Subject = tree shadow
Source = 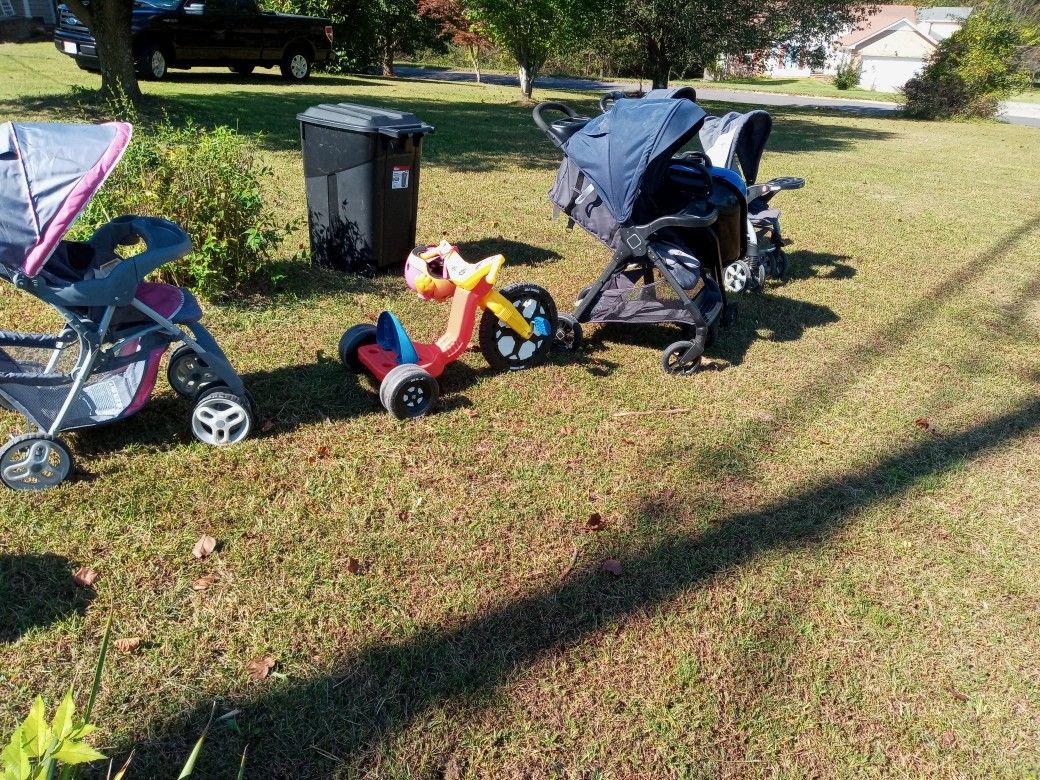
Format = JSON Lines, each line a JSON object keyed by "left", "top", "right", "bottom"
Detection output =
{"left": 104, "top": 394, "right": 1040, "bottom": 777}
{"left": 778, "top": 250, "right": 857, "bottom": 283}
{"left": 0, "top": 554, "right": 94, "bottom": 643}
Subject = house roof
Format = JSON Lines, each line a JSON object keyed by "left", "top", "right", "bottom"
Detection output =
{"left": 846, "top": 17, "right": 939, "bottom": 52}
{"left": 838, "top": 5, "right": 921, "bottom": 47}
{"left": 917, "top": 6, "right": 972, "bottom": 22}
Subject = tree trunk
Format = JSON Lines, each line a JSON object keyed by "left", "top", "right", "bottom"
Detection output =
{"left": 65, "top": 0, "right": 142, "bottom": 104}
{"left": 648, "top": 36, "right": 669, "bottom": 89}
{"left": 468, "top": 44, "right": 481, "bottom": 84}
{"left": 517, "top": 50, "right": 534, "bottom": 99}
{"left": 382, "top": 33, "right": 395, "bottom": 76}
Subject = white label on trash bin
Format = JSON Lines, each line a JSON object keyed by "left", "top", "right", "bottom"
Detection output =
{"left": 392, "top": 166, "right": 410, "bottom": 189}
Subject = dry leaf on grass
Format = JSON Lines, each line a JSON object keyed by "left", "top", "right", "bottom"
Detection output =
{"left": 245, "top": 656, "right": 277, "bottom": 680}
{"left": 114, "top": 637, "right": 142, "bottom": 653}
{"left": 192, "top": 535, "right": 217, "bottom": 559}
{"left": 914, "top": 417, "right": 941, "bottom": 436}
{"left": 192, "top": 574, "right": 219, "bottom": 591}
{"left": 463, "top": 408, "right": 478, "bottom": 418}
{"left": 345, "top": 558, "right": 363, "bottom": 575}
{"left": 586, "top": 513, "right": 606, "bottom": 531}
{"left": 601, "top": 559, "right": 623, "bottom": 576}
{"left": 261, "top": 420, "right": 275, "bottom": 433}
{"left": 73, "top": 567, "right": 98, "bottom": 588}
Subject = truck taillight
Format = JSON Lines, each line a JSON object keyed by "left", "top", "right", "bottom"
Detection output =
{"left": 324, "top": 25, "right": 333, "bottom": 43}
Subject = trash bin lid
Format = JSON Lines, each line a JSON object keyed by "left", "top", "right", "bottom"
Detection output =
{"left": 297, "top": 102, "right": 435, "bottom": 138}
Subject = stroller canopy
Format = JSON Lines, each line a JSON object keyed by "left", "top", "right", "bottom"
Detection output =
{"left": 563, "top": 98, "right": 706, "bottom": 224}
{"left": 0, "top": 121, "right": 131, "bottom": 278}
{"left": 698, "top": 110, "right": 772, "bottom": 185}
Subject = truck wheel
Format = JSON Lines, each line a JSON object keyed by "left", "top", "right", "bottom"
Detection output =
{"left": 280, "top": 48, "right": 312, "bottom": 81}
{"left": 230, "top": 63, "right": 255, "bottom": 75}
{"left": 137, "top": 44, "right": 169, "bottom": 80}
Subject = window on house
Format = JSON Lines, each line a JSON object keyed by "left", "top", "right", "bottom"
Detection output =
{"left": 0, "top": 0, "right": 17, "bottom": 17}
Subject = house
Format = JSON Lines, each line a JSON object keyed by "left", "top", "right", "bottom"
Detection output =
{"left": 0, "top": 0, "right": 57, "bottom": 39}
{"left": 759, "top": 5, "right": 972, "bottom": 93}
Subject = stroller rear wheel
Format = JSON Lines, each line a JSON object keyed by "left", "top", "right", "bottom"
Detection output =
{"left": 190, "top": 386, "right": 255, "bottom": 446}
{"left": 168, "top": 346, "right": 220, "bottom": 399}
{"left": 479, "top": 283, "right": 556, "bottom": 371}
{"left": 0, "top": 434, "right": 74, "bottom": 491}
{"left": 661, "top": 340, "right": 703, "bottom": 376}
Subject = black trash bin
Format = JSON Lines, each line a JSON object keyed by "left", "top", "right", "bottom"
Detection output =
{"left": 297, "top": 103, "right": 435, "bottom": 273}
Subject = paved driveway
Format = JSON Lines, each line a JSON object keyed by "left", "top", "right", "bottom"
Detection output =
{"left": 394, "top": 66, "right": 1038, "bottom": 127}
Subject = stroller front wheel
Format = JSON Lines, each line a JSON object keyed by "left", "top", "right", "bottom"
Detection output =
{"left": 0, "top": 434, "right": 74, "bottom": 491}
{"left": 554, "top": 314, "right": 583, "bottom": 352}
{"left": 661, "top": 340, "right": 703, "bottom": 376}
{"left": 190, "top": 387, "right": 255, "bottom": 446}
{"left": 723, "top": 260, "right": 752, "bottom": 294}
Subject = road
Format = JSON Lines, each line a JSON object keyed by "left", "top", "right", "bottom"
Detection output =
{"left": 394, "top": 66, "right": 1039, "bottom": 127}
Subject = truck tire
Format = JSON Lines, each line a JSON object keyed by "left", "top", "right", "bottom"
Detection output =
{"left": 280, "top": 47, "right": 312, "bottom": 81}
{"left": 137, "top": 43, "right": 169, "bottom": 80}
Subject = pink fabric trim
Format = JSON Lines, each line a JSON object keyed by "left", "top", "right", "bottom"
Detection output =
{"left": 124, "top": 347, "right": 165, "bottom": 417}
{"left": 21, "top": 121, "right": 133, "bottom": 277}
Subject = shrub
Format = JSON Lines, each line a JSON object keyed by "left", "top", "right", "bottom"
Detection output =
{"left": 78, "top": 121, "right": 289, "bottom": 299}
{"left": 833, "top": 56, "right": 861, "bottom": 90}
{"left": 903, "top": 5, "right": 1039, "bottom": 119}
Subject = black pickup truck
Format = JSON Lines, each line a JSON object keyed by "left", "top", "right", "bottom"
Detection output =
{"left": 54, "top": 0, "right": 333, "bottom": 82}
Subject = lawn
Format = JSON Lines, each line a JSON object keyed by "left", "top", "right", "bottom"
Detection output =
{"left": 684, "top": 75, "right": 902, "bottom": 104}
{"left": 2, "top": 41, "right": 1040, "bottom": 779}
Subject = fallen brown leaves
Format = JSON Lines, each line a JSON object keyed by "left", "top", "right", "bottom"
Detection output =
{"left": 245, "top": 656, "right": 277, "bottom": 681}
{"left": 72, "top": 567, "right": 98, "bottom": 588}
{"left": 192, "top": 535, "right": 217, "bottom": 559}
{"left": 114, "top": 637, "right": 143, "bottom": 653}
{"left": 192, "top": 574, "right": 219, "bottom": 591}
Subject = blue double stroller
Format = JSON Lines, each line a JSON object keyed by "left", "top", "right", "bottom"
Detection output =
{"left": 0, "top": 121, "right": 254, "bottom": 491}
{"left": 533, "top": 94, "right": 746, "bottom": 373}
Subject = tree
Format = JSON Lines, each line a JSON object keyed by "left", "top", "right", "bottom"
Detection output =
{"left": 62, "top": 0, "right": 142, "bottom": 103}
{"left": 904, "top": 4, "right": 1040, "bottom": 119}
{"left": 419, "top": 0, "right": 490, "bottom": 81}
{"left": 371, "top": 0, "right": 425, "bottom": 76}
{"left": 605, "top": 0, "right": 874, "bottom": 89}
{"left": 464, "top": 0, "right": 589, "bottom": 98}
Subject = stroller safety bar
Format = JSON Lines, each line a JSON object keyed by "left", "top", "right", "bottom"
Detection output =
{"left": 627, "top": 207, "right": 718, "bottom": 245}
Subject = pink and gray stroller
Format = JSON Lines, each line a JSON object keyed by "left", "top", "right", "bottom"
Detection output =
{"left": 0, "top": 121, "right": 255, "bottom": 491}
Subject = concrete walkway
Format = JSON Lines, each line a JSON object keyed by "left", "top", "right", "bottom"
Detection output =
{"left": 394, "top": 66, "right": 1039, "bottom": 128}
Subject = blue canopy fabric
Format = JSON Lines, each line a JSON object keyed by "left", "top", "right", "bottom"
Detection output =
{"left": 562, "top": 98, "right": 706, "bottom": 224}
{"left": 0, "top": 121, "right": 131, "bottom": 277}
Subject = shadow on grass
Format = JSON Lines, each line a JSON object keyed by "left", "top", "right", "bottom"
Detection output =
{"left": 780, "top": 250, "right": 857, "bottom": 283}
{"left": 96, "top": 211, "right": 1040, "bottom": 777}
{"left": 105, "top": 395, "right": 1040, "bottom": 777}
{"left": 0, "top": 553, "right": 94, "bottom": 643}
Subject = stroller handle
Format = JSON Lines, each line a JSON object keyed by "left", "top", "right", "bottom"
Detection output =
{"left": 532, "top": 101, "right": 583, "bottom": 147}
{"left": 599, "top": 91, "right": 626, "bottom": 113}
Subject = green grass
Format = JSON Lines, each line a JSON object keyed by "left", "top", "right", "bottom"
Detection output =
{"left": 1012, "top": 87, "right": 1040, "bottom": 103}
{"left": 2, "top": 41, "right": 1040, "bottom": 779}
{"left": 683, "top": 75, "right": 903, "bottom": 104}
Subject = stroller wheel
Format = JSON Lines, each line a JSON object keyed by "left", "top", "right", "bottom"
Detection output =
{"left": 480, "top": 283, "right": 557, "bottom": 371}
{"left": 380, "top": 365, "right": 439, "bottom": 420}
{"left": 774, "top": 249, "right": 789, "bottom": 279}
{"left": 661, "top": 340, "right": 703, "bottom": 376}
{"left": 191, "top": 386, "right": 255, "bottom": 446}
{"left": 0, "top": 434, "right": 74, "bottom": 491}
{"left": 339, "top": 324, "right": 378, "bottom": 373}
{"left": 168, "top": 346, "right": 220, "bottom": 399}
{"left": 554, "top": 314, "right": 583, "bottom": 352}
{"left": 723, "top": 261, "right": 752, "bottom": 294}
{"left": 575, "top": 285, "right": 593, "bottom": 308}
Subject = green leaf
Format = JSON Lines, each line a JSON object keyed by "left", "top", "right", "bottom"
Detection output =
{"left": 176, "top": 732, "right": 207, "bottom": 779}
{"left": 23, "top": 699, "right": 49, "bottom": 758}
{"left": 51, "top": 742, "right": 105, "bottom": 766}
{"left": 84, "top": 615, "right": 112, "bottom": 723}
{"left": 51, "top": 691, "right": 75, "bottom": 742}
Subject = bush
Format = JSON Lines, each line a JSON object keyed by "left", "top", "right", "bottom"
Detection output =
{"left": 78, "top": 121, "right": 289, "bottom": 299}
{"left": 904, "top": 5, "right": 1039, "bottom": 119}
{"left": 833, "top": 57, "right": 860, "bottom": 90}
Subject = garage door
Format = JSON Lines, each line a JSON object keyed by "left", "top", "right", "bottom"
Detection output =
{"left": 859, "top": 56, "right": 926, "bottom": 92}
